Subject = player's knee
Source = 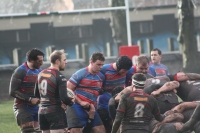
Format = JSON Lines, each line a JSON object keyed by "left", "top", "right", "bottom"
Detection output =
{"left": 21, "top": 126, "right": 40, "bottom": 133}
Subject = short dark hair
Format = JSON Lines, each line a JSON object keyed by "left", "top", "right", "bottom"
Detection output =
{"left": 90, "top": 52, "right": 105, "bottom": 62}
{"left": 112, "top": 86, "right": 124, "bottom": 97}
{"left": 26, "top": 48, "right": 44, "bottom": 61}
{"left": 132, "top": 73, "right": 146, "bottom": 89}
{"left": 49, "top": 49, "right": 66, "bottom": 64}
{"left": 151, "top": 48, "right": 162, "bottom": 55}
{"left": 116, "top": 56, "right": 132, "bottom": 72}
{"left": 136, "top": 55, "right": 150, "bottom": 66}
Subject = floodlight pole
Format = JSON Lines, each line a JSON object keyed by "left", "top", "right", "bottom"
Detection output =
{"left": 125, "top": 0, "right": 132, "bottom": 46}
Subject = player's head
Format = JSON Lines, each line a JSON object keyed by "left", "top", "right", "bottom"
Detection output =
{"left": 132, "top": 73, "right": 146, "bottom": 89}
{"left": 151, "top": 48, "right": 162, "bottom": 64}
{"left": 112, "top": 86, "right": 124, "bottom": 97}
{"left": 136, "top": 55, "right": 150, "bottom": 74}
{"left": 26, "top": 48, "right": 44, "bottom": 69}
{"left": 49, "top": 49, "right": 67, "bottom": 71}
{"left": 116, "top": 55, "right": 132, "bottom": 75}
{"left": 90, "top": 52, "right": 105, "bottom": 74}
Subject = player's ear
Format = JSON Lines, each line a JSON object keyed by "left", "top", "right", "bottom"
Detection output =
{"left": 55, "top": 59, "right": 60, "bottom": 64}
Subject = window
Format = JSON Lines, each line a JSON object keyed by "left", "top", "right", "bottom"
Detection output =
{"left": 0, "top": 30, "right": 16, "bottom": 43}
{"left": 80, "top": 25, "right": 92, "bottom": 38}
{"left": 16, "top": 30, "right": 30, "bottom": 42}
{"left": 55, "top": 25, "right": 92, "bottom": 40}
{"left": 140, "top": 21, "right": 153, "bottom": 33}
{"left": 55, "top": 26, "right": 80, "bottom": 40}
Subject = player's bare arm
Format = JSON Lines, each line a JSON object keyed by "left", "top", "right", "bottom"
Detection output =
{"left": 152, "top": 113, "right": 184, "bottom": 133}
{"left": 177, "top": 72, "right": 200, "bottom": 81}
{"left": 151, "top": 81, "right": 179, "bottom": 96}
{"left": 178, "top": 104, "right": 200, "bottom": 132}
{"left": 171, "top": 101, "right": 200, "bottom": 113}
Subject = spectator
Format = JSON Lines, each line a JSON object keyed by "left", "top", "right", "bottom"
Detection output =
{"left": 149, "top": 48, "right": 169, "bottom": 77}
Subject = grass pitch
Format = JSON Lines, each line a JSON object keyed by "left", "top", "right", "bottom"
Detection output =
{"left": 0, "top": 100, "right": 19, "bottom": 133}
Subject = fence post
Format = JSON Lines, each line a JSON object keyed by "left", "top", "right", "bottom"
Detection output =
{"left": 46, "top": 45, "right": 55, "bottom": 61}
{"left": 137, "top": 40, "right": 144, "bottom": 54}
{"left": 82, "top": 43, "right": 89, "bottom": 63}
{"left": 197, "top": 35, "right": 200, "bottom": 51}
{"left": 75, "top": 44, "right": 81, "bottom": 59}
{"left": 13, "top": 48, "right": 22, "bottom": 66}
{"left": 146, "top": 39, "right": 153, "bottom": 56}
{"left": 168, "top": 38, "right": 174, "bottom": 51}
{"left": 106, "top": 42, "right": 113, "bottom": 57}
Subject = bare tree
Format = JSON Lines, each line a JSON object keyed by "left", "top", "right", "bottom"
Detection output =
{"left": 177, "top": 0, "right": 200, "bottom": 73}
{"left": 110, "top": 0, "right": 128, "bottom": 47}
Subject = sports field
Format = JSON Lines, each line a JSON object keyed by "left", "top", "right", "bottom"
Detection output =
{"left": 0, "top": 100, "right": 19, "bottom": 133}
{"left": 0, "top": 100, "right": 194, "bottom": 133}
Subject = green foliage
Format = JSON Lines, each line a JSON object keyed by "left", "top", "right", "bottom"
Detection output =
{"left": 0, "top": 100, "right": 20, "bottom": 133}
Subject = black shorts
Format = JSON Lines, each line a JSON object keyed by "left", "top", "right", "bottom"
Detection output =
{"left": 39, "top": 109, "right": 67, "bottom": 130}
{"left": 14, "top": 105, "right": 39, "bottom": 126}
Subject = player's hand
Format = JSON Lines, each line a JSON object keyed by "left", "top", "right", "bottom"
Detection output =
{"left": 80, "top": 101, "right": 90, "bottom": 108}
{"left": 151, "top": 90, "right": 160, "bottom": 96}
{"left": 164, "top": 110, "right": 174, "bottom": 116}
{"left": 85, "top": 104, "right": 95, "bottom": 119}
{"left": 174, "top": 122, "right": 183, "bottom": 131}
{"left": 152, "top": 123, "right": 160, "bottom": 133}
{"left": 31, "top": 98, "right": 40, "bottom": 105}
{"left": 71, "top": 97, "right": 75, "bottom": 103}
{"left": 61, "top": 101, "right": 67, "bottom": 110}
{"left": 173, "top": 89, "right": 177, "bottom": 93}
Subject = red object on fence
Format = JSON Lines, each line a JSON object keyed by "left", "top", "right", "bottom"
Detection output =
{"left": 119, "top": 45, "right": 140, "bottom": 59}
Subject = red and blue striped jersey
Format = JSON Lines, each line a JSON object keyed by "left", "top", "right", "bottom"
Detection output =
{"left": 69, "top": 67, "right": 105, "bottom": 104}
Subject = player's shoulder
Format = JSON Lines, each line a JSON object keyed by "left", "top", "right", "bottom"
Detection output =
{"left": 124, "top": 86, "right": 133, "bottom": 93}
{"left": 13, "top": 63, "right": 27, "bottom": 74}
{"left": 147, "top": 94, "right": 157, "bottom": 101}
{"left": 149, "top": 63, "right": 155, "bottom": 67}
{"left": 127, "top": 65, "right": 135, "bottom": 73}
{"left": 70, "top": 67, "right": 89, "bottom": 81}
{"left": 76, "top": 67, "right": 87, "bottom": 73}
{"left": 102, "top": 63, "right": 112, "bottom": 68}
{"left": 73, "top": 67, "right": 88, "bottom": 76}
{"left": 121, "top": 91, "right": 132, "bottom": 99}
{"left": 18, "top": 63, "right": 27, "bottom": 70}
{"left": 160, "top": 63, "right": 168, "bottom": 68}
{"left": 101, "top": 63, "right": 113, "bottom": 72}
